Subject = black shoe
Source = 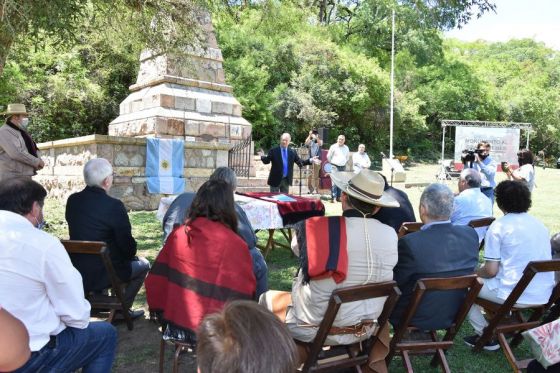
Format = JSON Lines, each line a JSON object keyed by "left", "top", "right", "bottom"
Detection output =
{"left": 330, "top": 198, "right": 335, "bottom": 203}
{"left": 116, "top": 309, "right": 145, "bottom": 321}
{"left": 336, "top": 197, "right": 341, "bottom": 202}
{"left": 463, "top": 334, "right": 500, "bottom": 351}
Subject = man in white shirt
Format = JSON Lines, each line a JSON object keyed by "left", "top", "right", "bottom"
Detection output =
{"left": 326, "top": 134, "right": 349, "bottom": 202}
{"left": 450, "top": 168, "right": 493, "bottom": 242}
{"left": 464, "top": 180, "right": 555, "bottom": 351}
{"left": 352, "top": 144, "right": 371, "bottom": 174}
{"left": 0, "top": 178, "right": 117, "bottom": 372}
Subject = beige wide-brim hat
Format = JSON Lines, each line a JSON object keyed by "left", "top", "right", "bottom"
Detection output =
{"left": 1, "top": 104, "right": 28, "bottom": 116}
{"left": 330, "top": 169, "right": 400, "bottom": 208}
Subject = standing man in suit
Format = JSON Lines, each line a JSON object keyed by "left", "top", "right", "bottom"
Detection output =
{"left": 260, "top": 133, "right": 316, "bottom": 193}
{"left": 65, "top": 158, "right": 149, "bottom": 319}
{"left": 390, "top": 183, "right": 479, "bottom": 331}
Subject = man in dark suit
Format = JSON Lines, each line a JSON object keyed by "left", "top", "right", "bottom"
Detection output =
{"left": 374, "top": 173, "right": 416, "bottom": 233}
{"left": 390, "top": 183, "right": 479, "bottom": 331}
{"left": 66, "top": 158, "right": 149, "bottom": 318}
{"left": 260, "top": 133, "right": 316, "bottom": 193}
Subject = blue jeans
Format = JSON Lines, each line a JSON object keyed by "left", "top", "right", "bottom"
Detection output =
{"left": 250, "top": 247, "right": 269, "bottom": 299}
{"left": 15, "top": 322, "right": 117, "bottom": 373}
{"left": 125, "top": 257, "right": 151, "bottom": 306}
{"left": 331, "top": 165, "right": 346, "bottom": 199}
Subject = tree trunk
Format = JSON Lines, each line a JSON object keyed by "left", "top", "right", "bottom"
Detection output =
{"left": 0, "top": 31, "right": 14, "bottom": 76}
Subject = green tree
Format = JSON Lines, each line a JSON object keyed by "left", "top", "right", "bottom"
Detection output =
{"left": 0, "top": 0, "right": 203, "bottom": 75}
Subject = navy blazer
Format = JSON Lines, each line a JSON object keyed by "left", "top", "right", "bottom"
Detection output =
{"left": 65, "top": 186, "right": 137, "bottom": 292}
{"left": 261, "top": 146, "right": 310, "bottom": 187}
{"left": 390, "top": 222, "right": 479, "bottom": 330}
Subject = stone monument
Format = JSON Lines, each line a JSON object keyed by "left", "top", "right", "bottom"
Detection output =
{"left": 36, "top": 12, "right": 254, "bottom": 210}
{"left": 108, "top": 12, "right": 251, "bottom": 144}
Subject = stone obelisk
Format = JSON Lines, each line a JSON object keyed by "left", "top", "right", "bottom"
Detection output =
{"left": 108, "top": 12, "right": 251, "bottom": 143}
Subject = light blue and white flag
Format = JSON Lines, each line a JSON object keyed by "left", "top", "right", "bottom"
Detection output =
{"left": 146, "top": 138, "right": 185, "bottom": 194}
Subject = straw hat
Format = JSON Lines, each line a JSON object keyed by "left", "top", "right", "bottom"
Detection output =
{"left": 330, "top": 169, "right": 399, "bottom": 208}
{"left": 1, "top": 104, "right": 29, "bottom": 116}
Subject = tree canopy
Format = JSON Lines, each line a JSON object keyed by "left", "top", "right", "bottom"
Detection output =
{"left": 2, "top": 0, "right": 560, "bottom": 160}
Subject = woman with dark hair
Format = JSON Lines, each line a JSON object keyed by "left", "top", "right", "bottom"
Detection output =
{"left": 145, "top": 180, "right": 256, "bottom": 345}
{"left": 504, "top": 148, "right": 535, "bottom": 192}
{"left": 465, "top": 180, "right": 554, "bottom": 350}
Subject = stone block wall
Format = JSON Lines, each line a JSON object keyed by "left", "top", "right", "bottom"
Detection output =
{"left": 35, "top": 134, "right": 230, "bottom": 210}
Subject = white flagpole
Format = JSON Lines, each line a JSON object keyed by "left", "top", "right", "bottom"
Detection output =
{"left": 389, "top": 9, "right": 395, "bottom": 159}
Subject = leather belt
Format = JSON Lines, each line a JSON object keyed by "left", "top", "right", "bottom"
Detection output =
{"left": 328, "top": 320, "right": 375, "bottom": 336}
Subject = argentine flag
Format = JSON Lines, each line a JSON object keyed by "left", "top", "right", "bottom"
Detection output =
{"left": 146, "top": 138, "right": 185, "bottom": 194}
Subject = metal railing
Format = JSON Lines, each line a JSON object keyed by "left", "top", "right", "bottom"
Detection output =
{"left": 228, "top": 134, "right": 252, "bottom": 178}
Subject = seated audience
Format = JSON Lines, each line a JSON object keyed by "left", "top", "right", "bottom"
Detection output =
{"left": 260, "top": 169, "right": 400, "bottom": 347}
{"left": 0, "top": 178, "right": 117, "bottom": 372}
{"left": 390, "top": 183, "right": 479, "bottom": 330}
{"left": 374, "top": 173, "right": 416, "bottom": 233}
{"left": 162, "top": 167, "right": 268, "bottom": 298}
{"left": 65, "top": 158, "right": 149, "bottom": 319}
{"left": 145, "top": 180, "right": 256, "bottom": 345}
{"left": 552, "top": 232, "right": 560, "bottom": 283}
{"left": 197, "top": 300, "right": 298, "bottom": 373}
{"left": 0, "top": 307, "right": 30, "bottom": 372}
{"left": 450, "top": 168, "right": 493, "bottom": 242}
{"left": 505, "top": 148, "right": 535, "bottom": 192}
{"left": 465, "top": 180, "right": 555, "bottom": 350}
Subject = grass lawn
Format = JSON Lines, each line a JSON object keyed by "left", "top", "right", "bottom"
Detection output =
{"left": 43, "top": 163, "right": 560, "bottom": 372}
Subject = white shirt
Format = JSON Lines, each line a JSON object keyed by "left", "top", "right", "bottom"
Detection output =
{"left": 327, "top": 144, "right": 350, "bottom": 167}
{"left": 352, "top": 152, "right": 371, "bottom": 174}
{"left": 287, "top": 217, "right": 398, "bottom": 345}
{"left": 0, "top": 211, "right": 90, "bottom": 351}
{"left": 450, "top": 188, "right": 493, "bottom": 242}
{"left": 514, "top": 164, "right": 535, "bottom": 192}
{"left": 483, "top": 212, "right": 554, "bottom": 304}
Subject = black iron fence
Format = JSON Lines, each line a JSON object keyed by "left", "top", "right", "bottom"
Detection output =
{"left": 228, "top": 134, "right": 252, "bottom": 178}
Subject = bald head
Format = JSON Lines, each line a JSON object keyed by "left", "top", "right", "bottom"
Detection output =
{"left": 459, "top": 168, "right": 481, "bottom": 192}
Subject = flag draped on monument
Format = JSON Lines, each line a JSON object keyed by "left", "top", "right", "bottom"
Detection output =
{"left": 146, "top": 138, "right": 185, "bottom": 194}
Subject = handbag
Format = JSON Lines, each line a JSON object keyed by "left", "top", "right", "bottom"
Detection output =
{"left": 522, "top": 319, "right": 560, "bottom": 368}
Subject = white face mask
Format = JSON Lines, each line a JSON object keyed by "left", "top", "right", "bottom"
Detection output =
{"left": 21, "top": 118, "right": 29, "bottom": 128}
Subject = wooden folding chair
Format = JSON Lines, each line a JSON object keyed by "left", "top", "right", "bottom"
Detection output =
{"left": 61, "top": 240, "right": 134, "bottom": 331}
{"left": 397, "top": 222, "right": 424, "bottom": 238}
{"left": 387, "top": 275, "right": 482, "bottom": 373}
{"left": 467, "top": 217, "right": 495, "bottom": 251}
{"left": 297, "top": 281, "right": 401, "bottom": 373}
{"left": 159, "top": 337, "right": 193, "bottom": 373}
{"left": 472, "top": 260, "right": 560, "bottom": 372}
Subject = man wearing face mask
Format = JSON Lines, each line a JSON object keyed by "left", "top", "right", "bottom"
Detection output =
{"left": 472, "top": 141, "right": 497, "bottom": 204}
{"left": 0, "top": 104, "right": 44, "bottom": 182}
{"left": 0, "top": 178, "right": 117, "bottom": 372}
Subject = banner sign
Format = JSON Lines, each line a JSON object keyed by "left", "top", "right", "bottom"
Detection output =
{"left": 454, "top": 126, "right": 520, "bottom": 165}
